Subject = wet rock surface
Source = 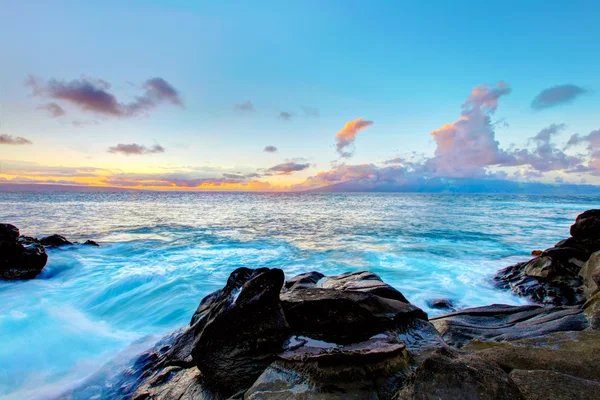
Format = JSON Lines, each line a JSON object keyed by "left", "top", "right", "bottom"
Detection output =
{"left": 1, "top": 224, "right": 102, "bottom": 280}
{"left": 494, "top": 209, "right": 600, "bottom": 305}
{"left": 394, "top": 347, "right": 523, "bottom": 400}
{"left": 0, "top": 223, "right": 48, "bottom": 280}
{"left": 430, "top": 304, "right": 589, "bottom": 347}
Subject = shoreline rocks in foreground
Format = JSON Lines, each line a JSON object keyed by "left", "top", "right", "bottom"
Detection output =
{"left": 0, "top": 223, "right": 98, "bottom": 280}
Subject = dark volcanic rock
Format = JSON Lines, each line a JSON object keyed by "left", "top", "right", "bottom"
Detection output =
{"left": 494, "top": 209, "right": 600, "bottom": 306}
{"left": 430, "top": 304, "right": 589, "bottom": 347}
{"left": 509, "top": 369, "right": 600, "bottom": 400}
{"left": 17, "top": 235, "right": 40, "bottom": 245}
{"left": 191, "top": 267, "right": 290, "bottom": 396}
{"left": 394, "top": 347, "right": 523, "bottom": 400}
{"left": 320, "top": 271, "right": 410, "bottom": 303}
{"left": 40, "top": 234, "right": 73, "bottom": 247}
{"left": 428, "top": 298, "right": 454, "bottom": 310}
{"left": 246, "top": 334, "right": 412, "bottom": 399}
{"left": 281, "top": 273, "right": 427, "bottom": 344}
{"left": 83, "top": 240, "right": 100, "bottom": 246}
{"left": 494, "top": 256, "right": 586, "bottom": 305}
{"left": 570, "top": 209, "right": 600, "bottom": 240}
{"left": 0, "top": 223, "right": 20, "bottom": 241}
{"left": 0, "top": 224, "right": 48, "bottom": 280}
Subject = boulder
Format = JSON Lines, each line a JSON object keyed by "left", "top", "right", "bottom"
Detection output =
{"left": 281, "top": 287, "right": 427, "bottom": 344}
{"left": 428, "top": 298, "right": 454, "bottom": 310}
{"left": 280, "top": 271, "right": 427, "bottom": 345}
{"left": 0, "top": 223, "right": 20, "bottom": 241}
{"left": 0, "top": 224, "right": 48, "bottom": 280}
{"left": 320, "top": 271, "right": 410, "bottom": 303}
{"left": 463, "top": 331, "right": 600, "bottom": 383}
{"left": 394, "top": 347, "right": 523, "bottom": 400}
{"left": 190, "top": 268, "right": 290, "bottom": 396}
{"left": 494, "top": 256, "right": 585, "bottom": 305}
{"left": 84, "top": 240, "right": 100, "bottom": 247}
{"left": 579, "top": 250, "right": 600, "bottom": 299}
{"left": 245, "top": 334, "right": 412, "bottom": 399}
{"left": 570, "top": 209, "right": 600, "bottom": 240}
{"left": 509, "top": 369, "right": 600, "bottom": 400}
{"left": 17, "top": 235, "right": 40, "bottom": 245}
{"left": 40, "top": 234, "right": 73, "bottom": 247}
{"left": 430, "top": 304, "right": 588, "bottom": 347}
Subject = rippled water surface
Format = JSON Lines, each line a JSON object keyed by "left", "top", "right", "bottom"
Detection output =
{"left": 0, "top": 192, "right": 598, "bottom": 399}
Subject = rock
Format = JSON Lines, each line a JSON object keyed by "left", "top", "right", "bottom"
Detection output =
{"left": 281, "top": 286, "right": 427, "bottom": 345}
{"left": 191, "top": 267, "right": 290, "bottom": 396}
{"left": 463, "top": 330, "right": 600, "bottom": 383}
{"left": 83, "top": 240, "right": 100, "bottom": 246}
{"left": 17, "top": 235, "right": 40, "bottom": 245}
{"left": 570, "top": 209, "right": 600, "bottom": 240}
{"left": 494, "top": 210, "right": 600, "bottom": 306}
{"left": 579, "top": 250, "right": 600, "bottom": 299}
{"left": 428, "top": 298, "right": 454, "bottom": 310}
{"left": 40, "top": 234, "right": 73, "bottom": 247}
{"left": 554, "top": 236, "right": 600, "bottom": 259}
{"left": 245, "top": 334, "right": 412, "bottom": 399}
{"left": 320, "top": 271, "right": 410, "bottom": 303}
{"left": 132, "top": 367, "right": 216, "bottom": 400}
{"left": 394, "top": 347, "right": 523, "bottom": 400}
{"left": 0, "top": 223, "right": 20, "bottom": 241}
{"left": 583, "top": 292, "right": 600, "bottom": 330}
{"left": 430, "top": 304, "right": 588, "bottom": 347}
{"left": 283, "top": 271, "right": 324, "bottom": 290}
{"left": 494, "top": 256, "right": 585, "bottom": 305}
{"left": 0, "top": 224, "right": 48, "bottom": 280}
{"left": 509, "top": 369, "right": 600, "bottom": 400}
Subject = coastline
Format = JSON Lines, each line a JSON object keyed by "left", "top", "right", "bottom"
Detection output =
{"left": 28, "top": 209, "right": 596, "bottom": 399}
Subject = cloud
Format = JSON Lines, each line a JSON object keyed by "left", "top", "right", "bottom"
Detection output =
{"left": 0, "top": 134, "right": 32, "bottom": 145}
{"left": 37, "top": 102, "right": 66, "bottom": 117}
{"left": 566, "top": 129, "right": 600, "bottom": 150}
{"left": 424, "top": 82, "right": 515, "bottom": 177}
{"left": 265, "top": 161, "right": 310, "bottom": 175}
{"left": 233, "top": 101, "right": 255, "bottom": 112}
{"left": 531, "top": 84, "right": 588, "bottom": 110}
{"left": 108, "top": 143, "right": 166, "bottom": 155}
{"left": 302, "top": 107, "right": 320, "bottom": 117}
{"left": 26, "top": 75, "right": 182, "bottom": 118}
{"left": 335, "top": 118, "right": 374, "bottom": 157}
{"left": 263, "top": 145, "right": 278, "bottom": 153}
{"left": 565, "top": 128, "right": 600, "bottom": 174}
{"left": 296, "top": 82, "right": 599, "bottom": 191}
{"left": 279, "top": 111, "right": 293, "bottom": 120}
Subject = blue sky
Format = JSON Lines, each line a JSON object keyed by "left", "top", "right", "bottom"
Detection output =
{"left": 0, "top": 0, "right": 598, "bottom": 190}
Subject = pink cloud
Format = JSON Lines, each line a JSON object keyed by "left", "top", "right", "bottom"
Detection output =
{"left": 335, "top": 118, "right": 374, "bottom": 157}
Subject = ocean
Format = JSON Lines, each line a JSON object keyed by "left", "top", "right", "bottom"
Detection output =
{"left": 0, "top": 191, "right": 598, "bottom": 399}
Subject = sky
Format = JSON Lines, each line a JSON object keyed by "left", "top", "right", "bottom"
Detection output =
{"left": 0, "top": 0, "right": 599, "bottom": 191}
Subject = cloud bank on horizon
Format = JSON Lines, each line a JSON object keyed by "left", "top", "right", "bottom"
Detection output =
{"left": 2, "top": 76, "right": 599, "bottom": 191}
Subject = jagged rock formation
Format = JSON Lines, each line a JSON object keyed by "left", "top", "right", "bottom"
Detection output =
{"left": 494, "top": 209, "right": 600, "bottom": 305}
{"left": 0, "top": 224, "right": 99, "bottom": 280}
{"left": 0, "top": 223, "right": 48, "bottom": 280}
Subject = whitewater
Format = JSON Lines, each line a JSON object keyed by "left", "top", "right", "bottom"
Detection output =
{"left": 1, "top": 191, "right": 598, "bottom": 399}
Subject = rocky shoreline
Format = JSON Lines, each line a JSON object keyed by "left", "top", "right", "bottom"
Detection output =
{"left": 0, "top": 223, "right": 98, "bottom": 280}
{"left": 3, "top": 211, "right": 600, "bottom": 399}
